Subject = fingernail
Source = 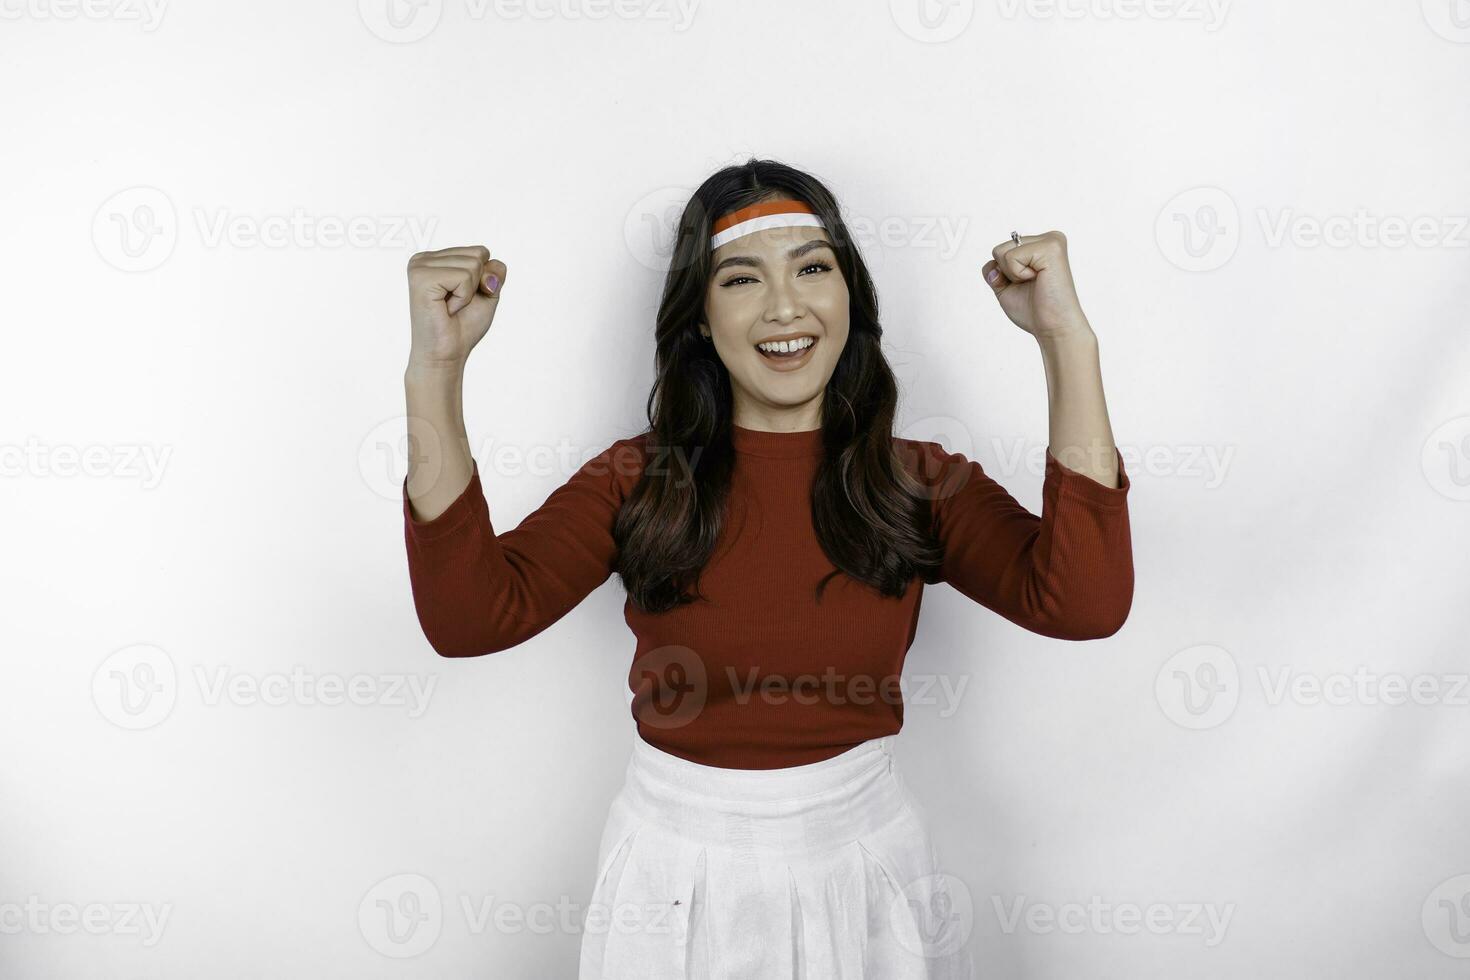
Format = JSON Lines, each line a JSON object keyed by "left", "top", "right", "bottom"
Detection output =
{"left": 484, "top": 274, "right": 500, "bottom": 293}
{"left": 984, "top": 268, "right": 1001, "bottom": 286}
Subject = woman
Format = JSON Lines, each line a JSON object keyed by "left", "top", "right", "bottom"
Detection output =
{"left": 400, "top": 158, "right": 1133, "bottom": 978}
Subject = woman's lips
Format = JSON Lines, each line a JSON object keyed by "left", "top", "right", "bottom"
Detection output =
{"left": 755, "top": 337, "right": 817, "bottom": 372}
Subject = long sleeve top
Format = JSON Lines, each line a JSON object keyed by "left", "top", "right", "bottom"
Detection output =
{"left": 402, "top": 424, "right": 1133, "bottom": 769}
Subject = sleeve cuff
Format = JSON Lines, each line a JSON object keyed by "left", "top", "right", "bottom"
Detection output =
{"left": 1045, "top": 447, "right": 1130, "bottom": 508}
{"left": 403, "top": 462, "right": 485, "bottom": 542}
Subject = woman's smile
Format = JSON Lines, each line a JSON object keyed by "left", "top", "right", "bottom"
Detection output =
{"left": 753, "top": 333, "right": 819, "bottom": 371}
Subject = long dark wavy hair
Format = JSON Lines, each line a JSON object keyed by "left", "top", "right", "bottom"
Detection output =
{"left": 612, "top": 158, "right": 945, "bottom": 613}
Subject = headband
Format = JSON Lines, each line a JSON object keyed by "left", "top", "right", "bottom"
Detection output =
{"left": 709, "top": 199, "right": 826, "bottom": 251}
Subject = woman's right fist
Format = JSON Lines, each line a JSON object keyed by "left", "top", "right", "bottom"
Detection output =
{"left": 406, "top": 245, "right": 507, "bottom": 367}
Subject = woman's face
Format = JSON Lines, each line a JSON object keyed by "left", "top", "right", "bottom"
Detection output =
{"left": 701, "top": 223, "right": 850, "bottom": 429}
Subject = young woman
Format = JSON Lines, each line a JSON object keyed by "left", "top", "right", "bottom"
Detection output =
{"left": 400, "top": 159, "right": 1133, "bottom": 978}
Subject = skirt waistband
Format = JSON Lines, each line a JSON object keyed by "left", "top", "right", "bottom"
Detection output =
{"left": 630, "top": 734, "right": 897, "bottom": 799}
{"left": 621, "top": 735, "right": 910, "bottom": 858}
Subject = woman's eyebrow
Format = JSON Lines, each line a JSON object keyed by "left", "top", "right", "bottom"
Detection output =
{"left": 712, "top": 239, "right": 834, "bottom": 274}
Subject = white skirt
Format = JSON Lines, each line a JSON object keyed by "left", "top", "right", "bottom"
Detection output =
{"left": 577, "top": 733, "right": 975, "bottom": 979}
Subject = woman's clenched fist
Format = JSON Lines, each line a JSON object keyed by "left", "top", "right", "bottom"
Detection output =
{"left": 981, "top": 231, "right": 1092, "bottom": 343}
{"left": 406, "top": 245, "right": 507, "bottom": 367}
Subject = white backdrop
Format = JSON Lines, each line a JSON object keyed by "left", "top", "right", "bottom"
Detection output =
{"left": 4, "top": 1, "right": 1469, "bottom": 976}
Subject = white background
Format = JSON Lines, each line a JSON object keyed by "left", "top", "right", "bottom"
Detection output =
{"left": 3, "top": 0, "right": 1469, "bottom": 976}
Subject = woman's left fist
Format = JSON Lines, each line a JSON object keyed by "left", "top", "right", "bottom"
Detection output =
{"left": 982, "top": 230, "right": 1092, "bottom": 342}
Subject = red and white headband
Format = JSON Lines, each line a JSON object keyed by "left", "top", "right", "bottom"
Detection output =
{"left": 709, "top": 199, "right": 826, "bottom": 251}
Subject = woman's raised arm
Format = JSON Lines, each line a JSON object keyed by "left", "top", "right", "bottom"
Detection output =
{"left": 398, "top": 244, "right": 644, "bottom": 657}
{"left": 403, "top": 244, "right": 506, "bottom": 522}
{"left": 926, "top": 228, "right": 1135, "bottom": 638}
{"left": 917, "top": 440, "right": 1133, "bottom": 640}
{"left": 402, "top": 439, "right": 645, "bottom": 657}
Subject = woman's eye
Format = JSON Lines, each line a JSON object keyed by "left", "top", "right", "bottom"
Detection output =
{"left": 719, "top": 261, "right": 832, "bottom": 288}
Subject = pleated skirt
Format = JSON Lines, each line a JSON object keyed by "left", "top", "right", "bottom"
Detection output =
{"left": 577, "top": 733, "right": 975, "bottom": 979}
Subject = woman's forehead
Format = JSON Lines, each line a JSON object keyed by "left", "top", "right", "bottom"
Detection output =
{"left": 712, "top": 226, "right": 833, "bottom": 263}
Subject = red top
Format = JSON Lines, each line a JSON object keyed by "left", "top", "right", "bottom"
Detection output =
{"left": 402, "top": 424, "right": 1133, "bottom": 769}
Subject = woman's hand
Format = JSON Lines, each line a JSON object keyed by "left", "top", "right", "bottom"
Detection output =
{"left": 407, "top": 245, "right": 508, "bottom": 368}
{"left": 981, "top": 231, "right": 1092, "bottom": 343}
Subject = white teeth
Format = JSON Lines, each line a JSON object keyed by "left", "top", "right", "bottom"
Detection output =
{"left": 757, "top": 337, "right": 815, "bottom": 354}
